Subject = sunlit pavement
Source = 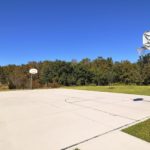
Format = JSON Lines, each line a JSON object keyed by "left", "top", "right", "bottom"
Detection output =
{"left": 0, "top": 89, "right": 150, "bottom": 150}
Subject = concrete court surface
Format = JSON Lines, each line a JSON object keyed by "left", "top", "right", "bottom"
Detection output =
{"left": 0, "top": 89, "right": 150, "bottom": 150}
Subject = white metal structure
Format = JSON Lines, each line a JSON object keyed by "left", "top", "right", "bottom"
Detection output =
{"left": 137, "top": 31, "right": 150, "bottom": 54}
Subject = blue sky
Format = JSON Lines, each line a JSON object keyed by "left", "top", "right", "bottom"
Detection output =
{"left": 0, "top": 0, "right": 150, "bottom": 65}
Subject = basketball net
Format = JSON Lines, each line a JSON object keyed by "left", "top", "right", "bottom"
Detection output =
{"left": 137, "top": 47, "right": 145, "bottom": 56}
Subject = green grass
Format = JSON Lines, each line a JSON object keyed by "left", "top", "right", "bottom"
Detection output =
{"left": 64, "top": 85, "right": 150, "bottom": 96}
{"left": 122, "top": 119, "right": 150, "bottom": 142}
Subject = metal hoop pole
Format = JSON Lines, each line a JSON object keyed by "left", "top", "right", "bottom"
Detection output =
{"left": 30, "top": 74, "right": 33, "bottom": 89}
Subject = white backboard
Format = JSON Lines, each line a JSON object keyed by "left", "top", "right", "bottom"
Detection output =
{"left": 143, "top": 31, "right": 150, "bottom": 50}
{"left": 29, "top": 68, "right": 38, "bottom": 74}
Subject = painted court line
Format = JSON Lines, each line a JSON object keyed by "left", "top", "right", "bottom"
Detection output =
{"left": 65, "top": 98, "right": 137, "bottom": 121}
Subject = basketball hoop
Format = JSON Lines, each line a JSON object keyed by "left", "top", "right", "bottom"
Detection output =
{"left": 137, "top": 31, "right": 150, "bottom": 55}
{"left": 29, "top": 68, "right": 38, "bottom": 89}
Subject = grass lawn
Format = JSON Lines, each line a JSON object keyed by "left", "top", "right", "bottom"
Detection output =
{"left": 122, "top": 119, "right": 150, "bottom": 142}
{"left": 64, "top": 85, "right": 150, "bottom": 96}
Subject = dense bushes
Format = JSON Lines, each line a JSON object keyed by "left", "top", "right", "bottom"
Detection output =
{"left": 0, "top": 54, "right": 150, "bottom": 89}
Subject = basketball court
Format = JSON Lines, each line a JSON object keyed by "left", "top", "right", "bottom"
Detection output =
{"left": 0, "top": 89, "right": 150, "bottom": 150}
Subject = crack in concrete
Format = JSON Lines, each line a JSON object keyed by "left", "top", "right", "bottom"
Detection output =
{"left": 62, "top": 97, "right": 150, "bottom": 150}
{"left": 60, "top": 121, "right": 136, "bottom": 150}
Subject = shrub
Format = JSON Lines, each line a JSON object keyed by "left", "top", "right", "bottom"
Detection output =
{"left": 49, "top": 82, "right": 61, "bottom": 88}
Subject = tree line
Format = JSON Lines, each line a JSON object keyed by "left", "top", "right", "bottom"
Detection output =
{"left": 0, "top": 54, "right": 150, "bottom": 89}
